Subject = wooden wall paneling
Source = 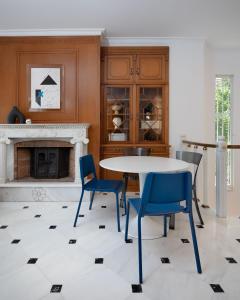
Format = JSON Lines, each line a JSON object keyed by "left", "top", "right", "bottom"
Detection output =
{"left": 77, "top": 40, "right": 101, "bottom": 173}
{"left": 0, "top": 43, "right": 18, "bottom": 122}
{"left": 17, "top": 50, "right": 78, "bottom": 122}
{"left": 0, "top": 36, "right": 101, "bottom": 174}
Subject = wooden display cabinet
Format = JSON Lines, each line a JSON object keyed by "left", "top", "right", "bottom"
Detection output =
{"left": 100, "top": 47, "right": 170, "bottom": 191}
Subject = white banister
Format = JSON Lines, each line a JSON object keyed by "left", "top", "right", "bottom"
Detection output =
{"left": 216, "top": 136, "right": 228, "bottom": 218}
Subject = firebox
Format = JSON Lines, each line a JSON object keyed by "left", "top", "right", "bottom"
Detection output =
{"left": 30, "top": 147, "right": 70, "bottom": 179}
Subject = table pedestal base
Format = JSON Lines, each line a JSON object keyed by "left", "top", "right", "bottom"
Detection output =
{"left": 122, "top": 215, "right": 164, "bottom": 240}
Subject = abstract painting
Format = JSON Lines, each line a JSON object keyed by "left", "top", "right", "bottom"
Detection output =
{"left": 30, "top": 67, "right": 61, "bottom": 109}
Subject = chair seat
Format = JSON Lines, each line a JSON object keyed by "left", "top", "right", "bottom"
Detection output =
{"left": 84, "top": 178, "right": 123, "bottom": 193}
{"left": 128, "top": 198, "right": 186, "bottom": 215}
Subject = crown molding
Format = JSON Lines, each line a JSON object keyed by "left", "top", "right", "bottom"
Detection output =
{"left": 0, "top": 28, "right": 105, "bottom": 37}
{"left": 102, "top": 36, "right": 206, "bottom": 46}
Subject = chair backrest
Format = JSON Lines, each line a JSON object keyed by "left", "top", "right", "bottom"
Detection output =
{"left": 140, "top": 172, "right": 192, "bottom": 216}
{"left": 123, "top": 147, "right": 150, "bottom": 156}
{"left": 176, "top": 151, "right": 202, "bottom": 185}
{"left": 79, "top": 154, "right": 96, "bottom": 186}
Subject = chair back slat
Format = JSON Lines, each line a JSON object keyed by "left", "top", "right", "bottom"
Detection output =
{"left": 176, "top": 151, "right": 202, "bottom": 166}
{"left": 79, "top": 154, "right": 96, "bottom": 185}
{"left": 140, "top": 172, "right": 192, "bottom": 215}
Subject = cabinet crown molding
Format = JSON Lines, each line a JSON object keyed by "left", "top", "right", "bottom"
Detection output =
{"left": 0, "top": 28, "right": 105, "bottom": 37}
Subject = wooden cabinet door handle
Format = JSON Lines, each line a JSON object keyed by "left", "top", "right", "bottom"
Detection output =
{"left": 130, "top": 68, "right": 134, "bottom": 75}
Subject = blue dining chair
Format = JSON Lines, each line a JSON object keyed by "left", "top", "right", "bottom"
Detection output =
{"left": 73, "top": 154, "right": 126, "bottom": 232}
{"left": 125, "top": 171, "right": 202, "bottom": 283}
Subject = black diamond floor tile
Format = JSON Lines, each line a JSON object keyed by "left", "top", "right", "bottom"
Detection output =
{"left": 95, "top": 258, "right": 104, "bottom": 264}
{"left": 11, "top": 239, "right": 21, "bottom": 244}
{"left": 103, "top": 193, "right": 108, "bottom": 195}
{"left": 210, "top": 284, "right": 224, "bottom": 293}
{"left": 125, "top": 239, "right": 133, "bottom": 243}
{"left": 161, "top": 257, "right": 170, "bottom": 264}
{"left": 196, "top": 224, "right": 204, "bottom": 228}
{"left": 236, "top": 239, "right": 240, "bottom": 243}
{"left": 99, "top": 225, "right": 105, "bottom": 229}
{"left": 62, "top": 206, "right": 68, "bottom": 208}
{"left": 132, "top": 284, "right": 142, "bottom": 293}
{"left": 69, "top": 239, "right": 77, "bottom": 244}
{"left": 225, "top": 257, "right": 237, "bottom": 263}
{"left": 78, "top": 214, "right": 85, "bottom": 218}
{"left": 181, "top": 239, "right": 190, "bottom": 243}
{"left": 101, "top": 205, "right": 107, "bottom": 208}
{"left": 0, "top": 225, "right": 8, "bottom": 229}
{"left": 23, "top": 206, "right": 29, "bottom": 209}
{"left": 34, "top": 215, "right": 41, "bottom": 218}
{"left": 50, "top": 285, "right": 62, "bottom": 293}
{"left": 49, "top": 225, "right": 57, "bottom": 229}
{"left": 27, "top": 258, "right": 38, "bottom": 264}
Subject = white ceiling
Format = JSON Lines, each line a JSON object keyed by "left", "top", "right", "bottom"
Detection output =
{"left": 0, "top": 0, "right": 240, "bottom": 48}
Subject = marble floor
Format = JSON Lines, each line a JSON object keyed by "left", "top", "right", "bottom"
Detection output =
{"left": 0, "top": 193, "right": 240, "bottom": 300}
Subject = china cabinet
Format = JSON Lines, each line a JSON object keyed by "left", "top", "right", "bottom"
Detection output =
{"left": 100, "top": 47, "right": 170, "bottom": 190}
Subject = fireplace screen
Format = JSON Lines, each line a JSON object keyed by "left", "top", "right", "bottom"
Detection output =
{"left": 30, "top": 147, "right": 70, "bottom": 179}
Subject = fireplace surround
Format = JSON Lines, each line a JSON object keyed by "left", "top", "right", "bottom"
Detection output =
{"left": 0, "top": 124, "right": 90, "bottom": 202}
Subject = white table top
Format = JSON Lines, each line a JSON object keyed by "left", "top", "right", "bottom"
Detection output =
{"left": 99, "top": 156, "right": 189, "bottom": 174}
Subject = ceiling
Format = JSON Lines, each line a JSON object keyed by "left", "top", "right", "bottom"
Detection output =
{"left": 0, "top": 0, "right": 240, "bottom": 48}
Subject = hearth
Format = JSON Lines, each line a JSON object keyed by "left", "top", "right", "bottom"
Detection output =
{"left": 30, "top": 147, "right": 70, "bottom": 179}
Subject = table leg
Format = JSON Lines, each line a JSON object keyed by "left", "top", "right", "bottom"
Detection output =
{"left": 122, "top": 172, "right": 164, "bottom": 240}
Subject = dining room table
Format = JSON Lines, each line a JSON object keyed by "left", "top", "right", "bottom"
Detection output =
{"left": 99, "top": 156, "right": 189, "bottom": 239}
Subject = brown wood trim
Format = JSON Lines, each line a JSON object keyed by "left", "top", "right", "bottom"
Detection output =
{"left": 101, "top": 46, "right": 169, "bottom": 57}
{"left": 182, "top": 140, "right": 217, "bottom": 148}
{"left": 227, "top": 145, "right": 240, "bottom": 149}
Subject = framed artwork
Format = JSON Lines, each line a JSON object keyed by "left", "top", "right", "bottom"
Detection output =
{"left": 28, "top": 65, "right": 63, "bottom": 110}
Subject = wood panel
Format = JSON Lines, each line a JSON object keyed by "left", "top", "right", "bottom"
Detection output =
{"left": 104, "top": 55, "right": 134, "bottom": 83}
{"left": 0, "top": 36, "right": 101, "bottom": 174}
{"left": 135, "top": 55, "right": 167, "bottom": 83}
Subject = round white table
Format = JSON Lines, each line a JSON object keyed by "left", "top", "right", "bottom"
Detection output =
{"left": 99, "top": 156, "right": 189, "bottom": 239}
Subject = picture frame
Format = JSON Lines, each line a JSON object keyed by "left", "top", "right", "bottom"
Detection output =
{"left": 27, "top": 64, "right": 64, "bottom": 111}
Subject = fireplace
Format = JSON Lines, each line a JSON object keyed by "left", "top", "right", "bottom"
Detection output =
{"left": 31, "top": 147, "right": 70, "bottom": 179}
{"left": 14, "top": 140, "right": 75, "bottom": 181}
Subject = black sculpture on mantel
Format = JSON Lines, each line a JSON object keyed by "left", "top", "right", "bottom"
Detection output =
{"left": 7, "top": 106, "right": 26, "bottom": 124}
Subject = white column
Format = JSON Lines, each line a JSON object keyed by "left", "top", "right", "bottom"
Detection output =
{"left": 216, "top": 136, "right": 228, "bottom": 218}
{"left": 70, "top": 137, "right": 89, "bottom": 184}
{"left": 202, "top": 146, "right": 210, "bottom": 208}
{"left": 0, "top": 137, "right": 10, "bottom": 183}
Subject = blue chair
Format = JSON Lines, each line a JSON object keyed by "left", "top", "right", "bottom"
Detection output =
{"left": 74, "top": 154, "right": 126, "bottom": 232}
{"left": 125, "top": 171, "right": 202, "bottom": 283}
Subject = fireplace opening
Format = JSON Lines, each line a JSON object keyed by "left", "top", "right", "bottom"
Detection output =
{"left": 30, "top": 148, "right": 70, "bottom": 179}
{"left": 14, "top": 140, "right": 75, "bottom": 182}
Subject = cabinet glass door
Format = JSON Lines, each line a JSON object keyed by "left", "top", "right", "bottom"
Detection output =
{"left": 137, "top": 86, "right": 163, "bottom": 143}
{"left": 105, "top": 86, "right": 131, "bottom": 143}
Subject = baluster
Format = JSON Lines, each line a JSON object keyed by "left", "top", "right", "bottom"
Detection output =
{"left": 216, "top": 136, "right": 227, "bottom": 218}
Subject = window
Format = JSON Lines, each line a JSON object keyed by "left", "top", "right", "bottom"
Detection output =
{"left": 215, "top": 75, "right": 232, "bottom": 186}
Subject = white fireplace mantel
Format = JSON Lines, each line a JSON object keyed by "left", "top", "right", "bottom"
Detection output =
{"left": 0, "top": 123, "right": 90, "bottom": 184}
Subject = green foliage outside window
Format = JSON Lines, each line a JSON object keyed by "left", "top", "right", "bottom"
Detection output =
{"left": 215, "top": 75, "right": 232, "bottom": 185}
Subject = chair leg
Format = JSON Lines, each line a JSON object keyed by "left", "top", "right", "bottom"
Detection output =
{"left": 123, "top": 191, "right": 127, "bottom": 216}
{"left": 74, "top": 189, "right": 84, "bottom": 227}
{"left": 89, "top": 191, "right": 95, "bottom": 210}
{"left": 163, "top": 215, "right": 168, "bottom": 237}
{"left": 125, "top": 201, "right": 130, "bottom": 241}
{"left": 193, "top": 189, "right": 204, "bottom": 225}
{"left": 115, "top": 193, "right": 121, "bottom": 232}
{"left": 138, "top": 217, "right": 143, "bottom": 284}
{"left": 120, "top": 173, "right": 128, "bottom": 208}
{"left": 188, "top": 212, "right": 202, "bottom": 274}
{"left": 169, "top": 214, "right": 175, "bottom": 230}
